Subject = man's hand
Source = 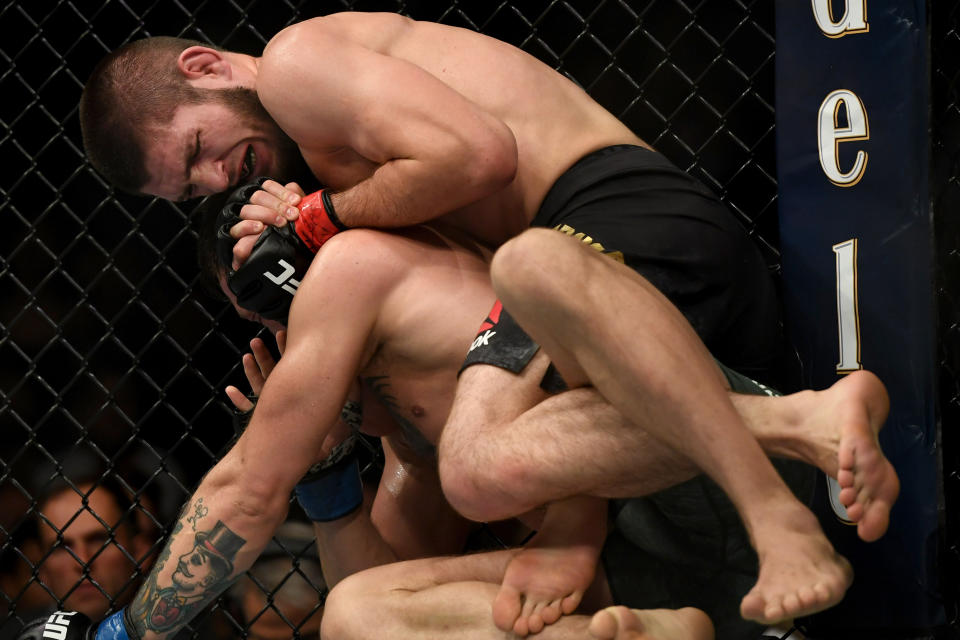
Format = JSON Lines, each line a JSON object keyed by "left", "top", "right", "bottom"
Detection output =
{"left": 225, "top": 331, "right": 287, "bottom": 413}
{"left": 230, "top": 180, "right": 305, "bottom": 269}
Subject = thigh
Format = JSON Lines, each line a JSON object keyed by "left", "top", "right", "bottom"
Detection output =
{"left": 533, "top": 149, "right": 783, "bottom": 382}
{"left": 446, "top": 351, "right": 555, "bottom": 441}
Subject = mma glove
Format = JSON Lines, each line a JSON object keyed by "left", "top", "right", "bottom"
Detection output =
{"left": 17, "top": 610, "right": 134, "bottom": 640}
{"left": 215, "top": 177, "right": 315, "bottom": 322}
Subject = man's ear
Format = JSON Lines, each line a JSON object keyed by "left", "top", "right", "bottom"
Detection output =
{"left": 177, "top": 45, "right": 232, "bottom": 82}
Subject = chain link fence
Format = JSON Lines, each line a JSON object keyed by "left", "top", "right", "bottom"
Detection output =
{"left": 0, "top": 1, "right": 954, "bottom": 638}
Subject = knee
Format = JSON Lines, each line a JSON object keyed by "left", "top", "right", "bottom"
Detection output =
{"left": 320, "top": 573, "right": 370, "bottom": 640}
{"left": 491, "top": 228, "right": 602, "bottom": 317}
{"left": 438, "top": 429, "right": 528, "bottom": 523}
{"left": 489, "top": 228, "right": 565, "bottom": 299}
{"left": 437, "top": 430, "right": 490, "bottom": 521}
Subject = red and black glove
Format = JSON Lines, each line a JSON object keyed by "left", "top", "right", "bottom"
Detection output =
{"left": 294, "top": 189, "right": 348, "bottom": 253}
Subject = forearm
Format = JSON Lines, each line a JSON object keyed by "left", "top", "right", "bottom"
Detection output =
{"left": 125, "top": 458, "right": 289, "bottom": 639}
{"left": 327, "top": 150, "right": 513, "bottom": 229}
{"left": 310, "top": 495, "right": 399, "bottom": 588}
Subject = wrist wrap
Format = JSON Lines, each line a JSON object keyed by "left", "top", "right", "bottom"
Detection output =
{"left": 295, "top": 189, "right": 348, "bottom": 253}
{"left": 95, "top": 611, "right": 133, "bottom": 640}
{"left": 294, "top": 433, "right": 363, "bottom": 522}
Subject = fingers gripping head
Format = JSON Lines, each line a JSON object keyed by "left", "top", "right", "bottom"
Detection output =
{"left": 215, "top": 177, "right": 312, "bottom": 322}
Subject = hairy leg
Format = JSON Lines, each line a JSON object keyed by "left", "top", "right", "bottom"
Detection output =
{"left": 444, "top": 355, "right": 896, "bottom": 541}
{"left": 589, "top": 606, "right": 714, "bottom": 640}
{"left": 487, "top": 229, "right": 853, "bottom": 624}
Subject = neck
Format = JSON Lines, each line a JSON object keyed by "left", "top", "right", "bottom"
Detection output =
{"left": 224, "top": 52, "right": 260, "bottom": 86}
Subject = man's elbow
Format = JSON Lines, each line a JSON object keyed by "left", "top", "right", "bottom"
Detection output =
{"left": 476, "top": 124, "right": 519, "bottom": 191}
{"left": 235, "top": 478, "right": 291, "bottom": 525}
{"left": 205, "top": 459, "right": 291, "bottom": 527}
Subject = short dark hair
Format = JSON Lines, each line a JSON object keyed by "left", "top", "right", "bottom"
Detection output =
{"left": 79, "top": 36, "right": 216, "bottom": 193}
{"left": 195, "top": 191, "right": 232, "bottom": 300}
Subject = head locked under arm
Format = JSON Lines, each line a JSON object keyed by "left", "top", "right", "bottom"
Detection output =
{"left": 212, "top": 177, "right": 315, "bottom": 322}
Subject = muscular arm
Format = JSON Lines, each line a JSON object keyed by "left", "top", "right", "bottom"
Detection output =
{"left": 257, "top": 16, "right": 518, "bottom": 228}
{"left": 125, "top": 232, "right": 398, "bottom": 639}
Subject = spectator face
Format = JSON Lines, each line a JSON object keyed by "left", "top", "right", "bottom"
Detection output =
{"left": 38, "top": 485, "right": 143, "bottom": 619}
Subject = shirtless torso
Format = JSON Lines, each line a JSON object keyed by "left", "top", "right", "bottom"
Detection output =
{"left": 343, "top": 224, "right": 496, "bottom": 446}
{"left": 255, "top": 12, "right": 647, "bottom": 245}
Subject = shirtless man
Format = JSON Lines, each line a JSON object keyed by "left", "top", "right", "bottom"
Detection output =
{"left": 17, "top": 190, "right": 894, "bottom": 640}
{"left": 77, "top": 12, "right": 898, "bottom": 628}
{"left": 208, "top": 203, "right": 892, "bottom": 640}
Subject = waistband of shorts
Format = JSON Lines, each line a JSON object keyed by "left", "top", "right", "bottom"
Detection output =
{"left": 534, "top": 145, "right": 680, "bottom": 226}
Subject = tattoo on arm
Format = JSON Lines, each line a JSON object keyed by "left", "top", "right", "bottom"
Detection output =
{"left": 127, "top": 498, "right": 246, "bottom": 638}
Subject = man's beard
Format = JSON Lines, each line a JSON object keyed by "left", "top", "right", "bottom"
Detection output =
{"left": 210, "top": 87, "right": 317, "bottom": 189}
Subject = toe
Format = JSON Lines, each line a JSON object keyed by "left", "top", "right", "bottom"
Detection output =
{"left": 740, "top": 590, "right": 767, "bottom": 622}
{"left": 588, "top": 608, "right": 619, "bottom": 640}
{"left": 561, "top": 589, "right": 583, "bottom": 615}
{"left": 492, "top": 585, "right": 523, "bottom": 633}
{"left": 763, "top": 596, "right": 787, "bottom": 624}
{"left": 782, "top": 592, "right": 800, "bottom": 617}
{"left": 540, "top": 599, "right": 563, "bottom": 626}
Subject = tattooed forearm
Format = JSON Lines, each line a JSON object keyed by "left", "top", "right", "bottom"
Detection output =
{"left": 127, "top": 498, "right": 246, "bottom": 638}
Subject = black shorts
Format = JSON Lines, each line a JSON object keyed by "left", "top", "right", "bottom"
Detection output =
{"left": 532, "top": 145, "right": 784, "bottom": 384}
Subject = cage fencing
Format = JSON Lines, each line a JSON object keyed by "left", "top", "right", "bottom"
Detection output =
{"left": 0, "top": 1, "right": 954, "bottom": 639}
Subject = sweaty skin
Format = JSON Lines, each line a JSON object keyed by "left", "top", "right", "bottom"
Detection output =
{"left": 253, "top": 13, "right": 648, "bottom": 244}
{"left": 123, "top": 13, "right": 899, "bottom": 632}
{"left": 137, "top": 13, "right": 648, "bottom": 250}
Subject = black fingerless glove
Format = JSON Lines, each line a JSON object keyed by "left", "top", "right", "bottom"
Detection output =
{"left": 215, "top": 177, "right": 314, "bottom": 322}
{"left": 17, "top": 610, "right": 135, "bottom": 640}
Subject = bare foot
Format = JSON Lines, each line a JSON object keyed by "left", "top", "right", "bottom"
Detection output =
{"left": 832, "top": 371, "right": 899, "bottom": 541}
{"left": 742, "top": 369, "right": 899, "bottom": 542}
{"left": 492, "top": 496, "right": 606, "bottom": 636}
{"left": 589, "top": 606, "right": 714, "bottom": 640}
{"left": 739, "top": 505, "right": 853, "bottom": 624}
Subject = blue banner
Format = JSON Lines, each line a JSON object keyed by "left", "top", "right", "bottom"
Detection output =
{"left": 776, "top": 1, "right": 942, "bottom": 633}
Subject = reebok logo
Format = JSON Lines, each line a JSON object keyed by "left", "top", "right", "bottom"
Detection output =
{"left": 475, "top": 300, "right": 504, "bottom": 334}
{"left": 43, "top": 612, "right": 77, "bottom": 639}
{"left": 468, "top": 329, "right": 497, "bottom": 352}
{"left": 263, "top": 259, "right": 300, "bottom": 296}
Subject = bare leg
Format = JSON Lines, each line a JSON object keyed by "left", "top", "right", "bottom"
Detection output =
{"left": 443, "top": 357, "right": 896, "bottom": 538}
{"left": 321, "top": 551, "right": 600, "bottom": 640}
{"left": 730, "top": 369, "right": 898, "bottom": 543}
{"left": 441, "top": 303, "right": 895, "bottom": 627}
{"left": 485, "top": 229, "right": 852, "bottom": 624}
{"left": 589, "top": 606, "right": 714, "bottom": 640}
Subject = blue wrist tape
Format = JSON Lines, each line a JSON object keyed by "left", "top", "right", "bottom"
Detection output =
{"left": 294, "top": 456, "right": 363, "bottom": 522}
{"left": 95, "top": 610, "right": 132, "bottom": 640}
